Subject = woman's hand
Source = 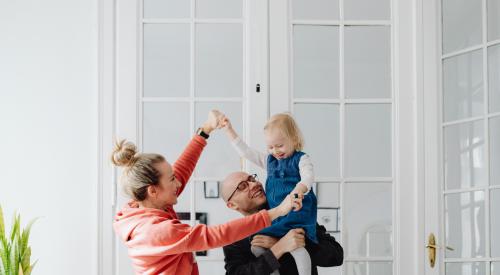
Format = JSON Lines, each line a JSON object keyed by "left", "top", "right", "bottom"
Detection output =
{"left": 267, "top": 194, "right": 303, "bottom": 221}
{"left": 202, "top": 110, "right": 223, "bottom": 134}
{"left": 290, "top": 183, "right": 307, "bottom": 209}
{"left": 270, "top": 228, "right": 306, "bottom": 259}
{"left": 251, "top": 235, "right": 278, "bottom": 249}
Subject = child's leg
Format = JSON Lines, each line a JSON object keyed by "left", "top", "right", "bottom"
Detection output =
{"left": 250, "top": 245, "right": 267, "bottom": 257}
{"left": 250, "top": 245, "right": 281, "bottom": 275}
{"left": 290, "top": 247, "right": 312, "bottom": 275}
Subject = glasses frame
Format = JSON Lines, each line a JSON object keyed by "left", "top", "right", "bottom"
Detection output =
{"left": 227, "top": 173, "right": 258, "bottom": 202}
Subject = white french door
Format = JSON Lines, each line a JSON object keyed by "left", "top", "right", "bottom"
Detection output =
{"left": 100, "top": 0, "right": 420, "bottom": 274}
{"left": 105, "top": 0, "right": 269, "bottom": 274}
{"left": 424, "top": 0, "right": 500, "bottom": 274}
{"left": 269, "top": 1, "right": 416, "bottom": 275}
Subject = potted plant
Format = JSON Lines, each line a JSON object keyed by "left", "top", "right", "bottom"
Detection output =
{"left": 0, "top": 205, "right": 37, "bottom": 275}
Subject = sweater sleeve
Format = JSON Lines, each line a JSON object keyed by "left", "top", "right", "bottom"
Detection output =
{"left": 231, "top": 137, "right": 268, "bottom": 169}
{"left": 298, "top": 154, "right": 314, "bottom": 194}
{"left": 172, "top": 135, "right": 207, "bottom": 196}
{"left": 131, "top": 210, "right": 272, "bottom": 257}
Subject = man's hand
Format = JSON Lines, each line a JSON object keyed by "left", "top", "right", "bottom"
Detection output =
{"left": 251, "top": 235, "right": 278, "bottom": 249}
{"left": 270, "top": 228, "right": 306, "bottom": 259}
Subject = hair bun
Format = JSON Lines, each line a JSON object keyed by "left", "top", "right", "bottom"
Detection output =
{"left": 111, "top": 139, "right": 137, "bottom": 167}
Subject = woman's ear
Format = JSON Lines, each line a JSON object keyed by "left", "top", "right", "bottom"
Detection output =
{"left": 147, "top": 185, "right": 158, "bottom": 199}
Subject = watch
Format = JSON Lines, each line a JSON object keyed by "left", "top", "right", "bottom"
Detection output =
{"left": 196, "top": 127, "right": 210, "bottom": 139}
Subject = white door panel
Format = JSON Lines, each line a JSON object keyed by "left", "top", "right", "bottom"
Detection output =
{"left": 111, "top": 0, "right": 266, "bottom": 274}
{"left": 424, "top": 0, "right": 500, "bottom": 274}
{"left": 269, "top": 0, "right": 414, "bottom": 274}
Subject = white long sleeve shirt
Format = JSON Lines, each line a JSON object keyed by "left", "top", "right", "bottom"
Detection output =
{"left": 231, "top": 137, "right": 315, "bottom": 193}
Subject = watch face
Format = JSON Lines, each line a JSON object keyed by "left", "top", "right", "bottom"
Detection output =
{"left": 197, "top": 128, "right": 209, "bottom": 138}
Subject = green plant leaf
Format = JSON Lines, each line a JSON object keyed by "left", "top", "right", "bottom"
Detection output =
{"left": 20, "top": 247, "right": 30, "bottom": 274}
{"left": 24, "top": 260, "right": 37, "bottom": 275}
{"left": 9, "top": 214, "right": 20, "bottom": 244}
{"left": 1, "top": 237, "right": 10, "bottom": 275}
{"left": 0, "top": 207, "right": 37, "bottom": 275}
{"left": 0, "top": 206, "right": 5, "bottom": 241}
{"left": 20, "top": 218, "right": 36, "bottom": 257}
{"left": 0, "top": 236, "right": 9, "bottom": 273}
{"left": 11, "top": 234, "right": 20, "bottom": 275}
{"left": 0, "top": 252, "right": 4, "bottom": 275}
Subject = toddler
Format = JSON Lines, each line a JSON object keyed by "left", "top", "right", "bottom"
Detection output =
{"left": 222, "top": 113, "right": 317, "bottom": 275}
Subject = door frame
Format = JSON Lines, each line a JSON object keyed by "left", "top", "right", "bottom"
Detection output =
{"left": 421, "top": 0, "right": 442, "bottom": 274}
{"left": 97, "top": 0, "right": 118, "bottom": 274}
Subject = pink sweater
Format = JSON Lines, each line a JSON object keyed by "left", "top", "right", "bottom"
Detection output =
{"left": 113, "top": 135, "right": 272, "bottom": 274}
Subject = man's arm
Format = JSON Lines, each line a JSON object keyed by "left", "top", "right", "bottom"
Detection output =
{"left": 223, "top": 239, "right": 280, "bottom": 275}
{"left": 309, "top": 224, "right": 344, "bottom": 267}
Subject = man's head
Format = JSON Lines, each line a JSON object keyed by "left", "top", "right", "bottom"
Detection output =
{"left": 222, "top": 172, "right": 267, "bottom": 215}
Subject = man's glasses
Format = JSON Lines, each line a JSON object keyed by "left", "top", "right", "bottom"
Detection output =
{"left": 227, "top": 174, "right": 258, "bottom": 202}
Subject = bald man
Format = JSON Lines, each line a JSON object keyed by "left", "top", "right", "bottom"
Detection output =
{"left": 221, "top": 172, "right": 343, "bottom": 275}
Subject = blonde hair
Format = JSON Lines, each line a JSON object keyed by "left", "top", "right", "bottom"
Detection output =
{"left": 264, "top": 113, "right": 304, "bottom": 151}
{"left": 111, "top": 139, "right": 165, "bottom": 201}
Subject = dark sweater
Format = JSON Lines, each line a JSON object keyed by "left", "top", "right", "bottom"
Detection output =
{"left": 223, "top": 224, "right": 343, "bottom": 275}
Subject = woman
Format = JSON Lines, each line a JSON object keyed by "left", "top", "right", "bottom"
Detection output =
{"left": 111, "top": 110, "right": 302, "bottom": 275}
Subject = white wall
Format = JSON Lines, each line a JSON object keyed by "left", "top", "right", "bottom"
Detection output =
{"left": 0, "top": 1, "right": 98, "bottom": 274}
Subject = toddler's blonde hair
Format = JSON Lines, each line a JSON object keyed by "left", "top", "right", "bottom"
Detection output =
{"left": 264, "top": 113, "right": 304, "bottom": 151}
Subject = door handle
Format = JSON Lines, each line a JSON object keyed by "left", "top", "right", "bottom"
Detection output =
{"left": 426, "top": 244, "right": 454, "bottom": 251}
{"left": 427, "top": 233, "right": 454, "bottom": 268}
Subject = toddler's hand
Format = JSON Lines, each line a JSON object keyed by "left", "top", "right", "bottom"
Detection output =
{"left": 290, "top": 191, "right": 304, "bottom": 211}
{"left": 221, "top": 116, "right": 233, "bottom": 130}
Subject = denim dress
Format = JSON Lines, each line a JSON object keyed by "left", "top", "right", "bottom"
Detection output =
{"left": 258, "top": 151, "right": 318, "bottom": 243}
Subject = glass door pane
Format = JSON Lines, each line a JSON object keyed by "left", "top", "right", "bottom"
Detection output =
{"left": 489, "top": 45, "right": 500, "bottom": 113}
{"left": 443, "top": 121, "right": 486, "bottom": 190}
{"left": 196, "top": 0, "right": 242, "bottom": 18}
{"left": 344, "top": 0, "right": 390, "bottom": 20}
{"left": 444, "top": 191, "right": 486, "bottom": 258}
{"left": 442, "top": 0, "right": 482, "bottom": 54}
{"left": 345, "top": 104, "right": 392, "bottom": 177}
{"left": 292, "top": 0, "right": 339, "bottom": 20}
{"left": 346, "top": 262, "right": 393, "bottom": 275}
{"left": 293, "top": 25, "right": 340, "bottom": 99}
{"left": 442, "top": 50, "right": 483, "bottom": 122}
{"left": 491, "top": 189, "right": 500, "bottom": 257}
{"left": 344, "top": 26, "right": 391, "bottom": 99}
{"left": 488, "top": 0, "right": 500, "bottom": 41}
{"left": 195, "top": 24, "right": 243, "bottom": 97}
{"left": 345, "top": 182, "right": 392, "bottom": 257}
{"left": 445, "top": 262, "right": 486, "bottom": 275}
{"left": 143, "top": 24, "right": 190, "bottom": 97}
{"left": 144, "top": 0, "right": 190, "bottom": 18}
{"left": 294, "top": 103, "right": 340, "bottom": 177}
